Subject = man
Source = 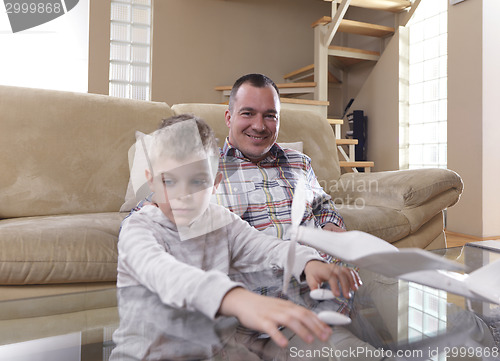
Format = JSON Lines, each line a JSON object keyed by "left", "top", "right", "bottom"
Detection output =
{"left": 216, "top": 73, "right": 345, "bottom": 242}
{"left": 215, "top": 74, "right": 385, "bottom": 361}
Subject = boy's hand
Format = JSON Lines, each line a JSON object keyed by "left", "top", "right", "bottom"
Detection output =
{"left": 304, "top": 260, "right": 361, "bottom": 299}
{"left": 219, "top": 287, "right": 332, "bottom": 348}
{"left": 322, "top": 222, "right": 346, "bottom": 232}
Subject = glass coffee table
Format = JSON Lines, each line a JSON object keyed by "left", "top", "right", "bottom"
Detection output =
{"left": 0, "top": 243, "right": 498, "bottom": 360}
{"left": 350, "top": 243, "right": 500, "bottom": 361}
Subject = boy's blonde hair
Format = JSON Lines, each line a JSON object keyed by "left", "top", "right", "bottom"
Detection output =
{"left": 148, "top": 114, "right": 219, "bottom": 178}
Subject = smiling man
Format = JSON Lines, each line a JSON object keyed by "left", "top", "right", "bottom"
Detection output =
{"left": 225, "top": 76, "right": 280, "bottom": 163}
{"left": 218, "top": 74, "right": 345, "bottom": 243}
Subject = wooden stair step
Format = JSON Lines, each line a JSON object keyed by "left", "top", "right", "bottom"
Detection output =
{"left": 276, "top": 82, "right": 316, "bottom": 89}
{"left": 284, "top": 64, "right": 340, "bottom": 84}
{"left": 284, "top": 64, "right": 314, "bottom": 80}
{"left": 339, "top": 161, "right": 374, "bottom": 168}
{"left": 281, "top": 98, "right": 329, "bottom": 106}
{"left": 339, "top": 19, "right": 394, "bottom": 38}
{"left": 328, "top": 118, "right": 343, "bottom": 125}
{"left": 323, "top": 0, "right": 411, "bottom": 13}
{"left": 216, "top": 98, "right": 329, "bottom": 107}
{"left": 312, "top": 17, "right": 395, "bottom": 38}
{"left": 336, "top": 138, "right": 358, "bottom": 145}
{"left": 328, "top": 45, "right": 380, "bottom": 67}
{"left": 312, "top": 16, "right": 333, "bottom": 28}
{"left": 218, "top": 98, "right": 330, "bottom": 106}
{"left": 215, "top": 82, "right": 315, "bottom": 91}
{"left": 215, "top": 82, "right": 316, "bottom": 96}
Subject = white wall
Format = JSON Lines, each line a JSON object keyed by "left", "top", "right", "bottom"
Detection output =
{"left": 481, "top": 0, "right": 500, "bottom": 237}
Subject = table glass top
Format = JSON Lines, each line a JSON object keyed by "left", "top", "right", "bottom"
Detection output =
{"left": 0, "top": 243, "right": 499, "bottom": 361}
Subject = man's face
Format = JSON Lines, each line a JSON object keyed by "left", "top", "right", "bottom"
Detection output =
{"left": 147, "top": 157, "right": 216, "bottom": 227}
{"left": 225, "top": 83, "right": 280, "bottom": 163}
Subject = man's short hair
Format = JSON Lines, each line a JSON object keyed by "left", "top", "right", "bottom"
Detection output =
{"left": 228, "top": 73, "right": 280, "bottom": 112}
{"left": 149, "top": 114, "right": 219, "bottom": 176}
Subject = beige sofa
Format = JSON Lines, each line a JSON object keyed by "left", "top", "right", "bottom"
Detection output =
{"left": 0, "top": 85, "right": 463, "bottom": 286}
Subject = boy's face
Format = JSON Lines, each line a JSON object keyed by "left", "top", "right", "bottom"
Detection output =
{"left": 146, "top": 156, "right": 219, "bottom": 227}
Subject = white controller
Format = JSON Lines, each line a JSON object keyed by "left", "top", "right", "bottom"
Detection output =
{"left": 317, "top": 311, "right": 351, "bottom": 325}
{"left": 310, "top": 288, "right": 335, "bottom": 300}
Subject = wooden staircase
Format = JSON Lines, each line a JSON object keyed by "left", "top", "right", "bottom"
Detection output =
{"left": 329, "top": 117, "right": 374, "bottom": 172}
{"left": 282, "top": 0, "right": 418, "bottom": 173}
{"left": 330, "top": 0, "right": 411, "bottom": 13}
{"left": 215, "top": 0, "right": 420, "bottom": 173}
{"left": 283, "top": 64, "right": 341, "bottom": 84}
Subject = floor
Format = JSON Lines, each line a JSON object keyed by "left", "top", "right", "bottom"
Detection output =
{"left": 445, "top": 230, "right": 488, "bottom": 248}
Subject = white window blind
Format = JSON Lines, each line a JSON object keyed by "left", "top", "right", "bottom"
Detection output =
{"left": 109, "top": 0, "right": 152, "bottom": 101}
{"left": 401, "top": 0, "right": 448, "bottom": 169}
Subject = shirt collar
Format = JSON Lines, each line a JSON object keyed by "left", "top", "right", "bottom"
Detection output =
{"left": 221, "top": 137, "right": 285, "bottom": 162}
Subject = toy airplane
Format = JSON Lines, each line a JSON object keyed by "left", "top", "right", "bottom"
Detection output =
{"left": 283, "top": 179, "right": 500, "bottom": 305}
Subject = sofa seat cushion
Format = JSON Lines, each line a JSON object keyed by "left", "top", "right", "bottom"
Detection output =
{"left": 339, "top": 206, "right": 446, "bottom": 249}
{"left": 0, "top": 213, "right": 125, "bottom": 285}
{"left": 391, "top": 213, "right": 444, "bottom": 249}
{"left": 339, "top": 205, "right": 410, "bottom": 244}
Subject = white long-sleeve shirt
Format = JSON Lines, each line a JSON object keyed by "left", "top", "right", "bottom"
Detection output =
{"left": 117, "top": 203, "right": 323, "bottom": 319}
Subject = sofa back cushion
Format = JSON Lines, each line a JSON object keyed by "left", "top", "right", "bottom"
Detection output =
{"left": 0, "top": 85, "right": 175, "bottom": 218}
{"left": 171, "top": 103, "right": 341, "bottom": 191}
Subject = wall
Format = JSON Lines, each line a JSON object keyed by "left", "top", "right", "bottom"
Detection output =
{"left": 481, "top": 0, "right": 500, "bottom": 237}
{"left": 447, "top": 0, "right": 483, "bottom": 236}
{"left": 88, "top": 0, "right": 111, "bottom": 95}
{"left": 348, "top": 29, "right": 402, "bottom": 172}
{"left": 446, "top": 0, "right": 500, "bottom": 238}
{"left": 150, "top": 0, "right": 329, "bottom": 105}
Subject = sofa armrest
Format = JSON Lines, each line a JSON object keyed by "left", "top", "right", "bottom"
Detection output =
{"left": 332, "top": 168, "right": 463, "bottom": 210}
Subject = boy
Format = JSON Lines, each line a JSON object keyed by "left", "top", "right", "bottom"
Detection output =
{"left": 117, "top": 115, "right": 361, "bottom": 352}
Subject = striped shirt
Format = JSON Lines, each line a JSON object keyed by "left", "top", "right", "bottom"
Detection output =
{"left": 216, "top": 138, "right": 345, "bottom": 241}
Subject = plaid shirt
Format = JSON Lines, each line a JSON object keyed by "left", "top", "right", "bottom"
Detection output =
{"left": 216, "top": 139, "right": 352, "bottom": 314}
{"left": 215, "top": 138, "right": 345, "bottom": 241}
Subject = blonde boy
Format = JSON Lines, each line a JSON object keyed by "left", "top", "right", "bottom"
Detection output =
{"left": 117, "top": 115, "right": 360, "bottom": 351}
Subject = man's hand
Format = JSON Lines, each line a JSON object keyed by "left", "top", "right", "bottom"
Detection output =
{"left": 322, "top": 222, "right": 346, "bottom": 232}
{"left": 304, "top": 260, "right": 361, "bottom": 299}
{"left": 218, "top": 287, "right": 332, "bottom": 348}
